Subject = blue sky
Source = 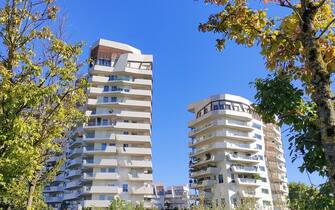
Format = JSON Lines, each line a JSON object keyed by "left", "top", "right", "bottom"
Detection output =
{"left": 58, "top": 0, "right": 324, "bottom": 186}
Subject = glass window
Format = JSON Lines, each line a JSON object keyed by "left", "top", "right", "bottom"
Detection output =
{"left": 252, "top": 123, "right": 262, "bottom": 130}
{"left": 103, "top": 97, "right": 109, "bottom": 103}
{"left": 99, "top": 195, "right": 105, "bottom": 200}
{"left": 108, "top": 168, "right": 116, "bottom": 173}
{"left": 254, "top": 133, "right": 262, "bottom": 140}
{"left": 218, "top": 175, "right": 224, "bottom": 183}
{"left": 257, "top": 144, "right": 262, "bottom": 150}
{"left": 122, "top": 184, "right": 128, "bottom": 192}
{"left": 109, "top": 75, "right": 116, "bottom": 81}
{"left": 261, "top": 177, "right": 267, "bottom": 182}
{"left": 259, "top": 166, "right": 265, "bottom": 171}
{"left": 111, "top": 97, "right": 117, "bottom": 102}
{"left": 262, "top": 188, "right": 269, "bottom": 194}
{"left": 263, "top": 200, "right": 271, "bottom": 206}
{"left": 85, "top": 131, "right": 95, "bottom": 138}
{"left": 102, "top": 119, "right": 108, "bottom": 125}
{"left": 101, "top": 143, "right": 107, "bottom": 150}
{"left": 103, "top": 85, "right": 109, "bottom": 92}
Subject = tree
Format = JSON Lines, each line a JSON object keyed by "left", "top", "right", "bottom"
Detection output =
{"left": 0, "top": 0, "right": 87, "bottom": 209}
{"left": 199, "top": 0, "right": 335, "bottom": 192}
{"left": 288, "top": 182, "right": 335, "bottom": 209}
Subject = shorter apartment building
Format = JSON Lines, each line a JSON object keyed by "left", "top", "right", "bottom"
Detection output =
{"left": 188, "top": 94, "right": 279, "bottom": 210}
{"left": 153, "top": 183, "right": 190, "bottom": 209}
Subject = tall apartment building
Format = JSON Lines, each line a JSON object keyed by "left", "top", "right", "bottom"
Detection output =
{"left": 44, "top": 39, "right": 154, "bottom": 209}
{"left": 188, "top": 94, "right": 279, "bottom": 210}
{"left": 264, "top": 124, "right": 289, "bottom": 209}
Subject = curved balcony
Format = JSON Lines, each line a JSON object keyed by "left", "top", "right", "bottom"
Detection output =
{"left": 66, "top": 157, "right": 82, "bottom": 168}
{"left": 190, "top": 155, "right": 223, "bottom": 168}
{"left": 190, "top": 167, "right": 219, "bottom": 178}
{"left": 83, "top": 121, "right": 151, "bottom": 132}
{"left": 89, "top": 75, "right": 152, "bottom": 87}
{"left": 231, "top": 165, "right": 259, "bottom": 174}
{"left": 236, "top": 178, "right": 261, "bottom": 187}
{"left": 87, "top": 98, "right": 151, "bottom": 109}
{"left": 119, "top": 159, "right": 152, "bottom": 168}
{"left": 227, "top": 154, "right": 260, "bottom": 164}
{"left": 189, "top": 119, "right": 253, "bottom": 137}
{"left": 83, "top": 172, "right": 119, "bottom": 180}
{"left": 238, "top": 190, "right": 261, "bottom": 198}
{"left": 63, "top": 191, "right": 81, "bottom": 201}
{"left": 130, "top": 186, "right": 153, "bottom": 195}
{"left": 86, "top": 110, "right": 151, "bottom": 120}
{"left": 82, "top": 186, "right": 121, "bottom": 194}
{"left": 189, "top": 109, "right": 253, "bottom": 128}
{"left": 44, "top": 186, "right": 63, "bottom": 193}
{"left": 65, "top": 169, "right": 81, "bottom": 179}
{"left": 189, "top": 142, "right": 258, "bottom": 157}
{"left": 68, "top": 147, "right": 82, "bottom": 158}
{"left": 189, "top": 130, "right": 256, "bottom": 147}
{"left": 83, "top": 146, "right": 116, "bottom": 155}
{"left": 82, "top": 159, "right": 117, "bottom": 167}
{"left": 87, "top": 87, "right": 151, "bottom": 98}
{"left": 128, "top": 173, "right": 153, "bottom": 181}
{"left": 44, "top": 196, "right": 63, "bottom": 203}
{"left": 64, "top": 180, "right": 81, "bottom": 189}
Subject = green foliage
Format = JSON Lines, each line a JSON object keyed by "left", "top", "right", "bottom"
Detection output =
{"left": 0, "top": 0, "right": 87, "bottom": 208}
{"left": 289, "top": 182, "right": 335, "bottom": 210}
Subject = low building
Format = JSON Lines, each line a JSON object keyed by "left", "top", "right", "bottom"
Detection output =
{"left": 153, "top": 183, "right": 190, "bottom": 209}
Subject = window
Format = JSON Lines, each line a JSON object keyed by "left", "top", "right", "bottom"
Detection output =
{"left": 103, "top": 85, "right": 109, "bottom": 92}
{"left": 254, "top": 133, "right": 262, "bottom": 140}
{"left": 252, "top": 123, "right": 262, "bottom": 130}
{"left": 218, "top": 174, "right": 224, "bottom": 183}
{"left": 122, "top": 184, "right": 128, "bottom": 192}
{"left": 263, "top": 200, "right": 271, "bottom": 206}
{"left": 102, "top": 119, "right": 108, "bottom": 125}
{"left": 123, "top": 144, "right": 129, "bottom": 148}
{"left": 261, "top": 177, "right": 267, "bottom": 182}
{"left": 109, "top": 75, "right": 116, "bottom": 81}
{"left": 101, "top": 168, "right": 107, "bottom": 173}
{"left": 111, "top": 97, "right": 117, "bottom": 102}
{"left": 256, "top": 144, "right": 262, "bottom": 150}
{"left": 111, "top": 86, "right": 117, "bottom": 91}
{"left": 258, "top": 155, "right": 264, "bottom": 160}
{"left": 123, "top": 131, "right": 129, "bottom": 135}
{"left": 108, "top": 168, "right": 116, "bottom": 173}
{"left": 103, "top": 97, "right": 109, "bottom": 103}
{"left": 101, "top": 143, "right": 107, "bottom": 150}
{"left": 85, "top": 131, "right": 95, "bottom": 138}
{"left": 99, "top": 195, "right": 105, "bottom": 200}
{"left": 259, "top": 166, "right": 265, "bottom": 171}
{"left": 262, "top": 189, "right": 269, "bottom": 194}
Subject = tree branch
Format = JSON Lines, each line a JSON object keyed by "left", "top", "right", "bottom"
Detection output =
{"left": 315, "top": 18, "right": 335, "bottom": 39}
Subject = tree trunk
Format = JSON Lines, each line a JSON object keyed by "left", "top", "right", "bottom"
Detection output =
{"left": 26, "top": 178, "right": 37, "bottom": 210}
{"left": 300, "top": 4, "right": 335, "bottom": 192}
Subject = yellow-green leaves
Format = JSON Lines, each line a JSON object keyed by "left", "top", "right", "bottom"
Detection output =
{"left": 0, "top": 0, "right": 87, "bottom": 208}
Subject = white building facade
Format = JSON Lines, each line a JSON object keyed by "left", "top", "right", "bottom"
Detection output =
{"left": 188, "top": 94, "right": 275, "bottom": 210}
{"left": 44, "top": 39, "right": 154, "bottom": 209}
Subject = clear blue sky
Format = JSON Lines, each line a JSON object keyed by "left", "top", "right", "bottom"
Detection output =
{"left": 58, "top": 0, "right": 324, "bottom": 187}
